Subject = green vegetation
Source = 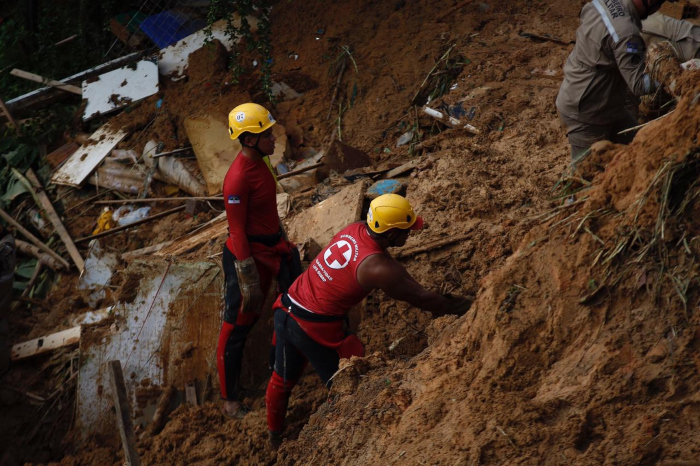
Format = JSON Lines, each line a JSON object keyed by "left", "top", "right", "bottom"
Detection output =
{"left": 206, "top": 0, "right": 275, "bottom": 101}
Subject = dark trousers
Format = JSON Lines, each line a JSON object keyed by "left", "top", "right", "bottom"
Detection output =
{"left": 216, "top": 244, "right": 301, "bottom": 401}
{"left": 272, "top": 308, "right": 341, "bottom": 387}
{"left": 265, "top": 307, "right": 342, "bottom": 433}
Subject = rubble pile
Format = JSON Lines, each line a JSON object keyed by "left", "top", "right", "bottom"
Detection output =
{"left": 0, "top": 0, "right": 698, "bottom": 464}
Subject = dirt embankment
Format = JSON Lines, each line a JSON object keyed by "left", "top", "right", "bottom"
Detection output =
{"left": 279, "top": 76, "right": 700, "bottom": 465}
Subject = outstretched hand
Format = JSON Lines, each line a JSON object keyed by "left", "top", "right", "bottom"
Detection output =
{"left": 432, "top": 294, "right": 473, "bottom": 317}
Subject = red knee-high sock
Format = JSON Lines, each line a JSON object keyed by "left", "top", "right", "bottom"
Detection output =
{"left": 265, "top": 371, "right": 298, "bottom": 433}
{"left": 217, "top": 322, "right": 235, "bottom": 399}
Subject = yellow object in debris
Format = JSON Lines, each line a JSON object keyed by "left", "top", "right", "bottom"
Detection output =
{"left": 163, "top": 185, "right": 180, "bottom": 196}
{"left": 92, "top": 208, "right": 116, "bottom": 235}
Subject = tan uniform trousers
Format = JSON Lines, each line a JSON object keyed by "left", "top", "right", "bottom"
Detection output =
{"left": 559, "top": 111, "right": 638, "bottom": 163}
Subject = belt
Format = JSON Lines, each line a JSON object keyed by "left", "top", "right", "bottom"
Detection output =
{"left": 247, "top": 231, "right": 282, "bottom": 247}
{"left": 281, "top": 293, "right": 344, "bottom": 323}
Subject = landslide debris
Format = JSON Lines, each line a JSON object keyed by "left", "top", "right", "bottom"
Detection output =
{"left": 279, "top": 77, "right": 700, "bottom": 465}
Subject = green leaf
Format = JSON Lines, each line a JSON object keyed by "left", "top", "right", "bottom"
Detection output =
{"left": 1, "top": 172, "right": 29, "bottom": 202}
{"left": 15, "top": 259, "right": 38, "bottom": 279}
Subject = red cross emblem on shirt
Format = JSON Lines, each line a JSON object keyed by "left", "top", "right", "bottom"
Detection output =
{"left": 324, "top": 240, "right": 353, "bottom": 269}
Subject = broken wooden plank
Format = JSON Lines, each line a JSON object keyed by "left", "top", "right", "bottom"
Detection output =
{"left": 277, "top": 162, "right": 324, "bottom": 180}
{"left": 185, "top": 384, "right": 197, "bottom": 406}
{"left": 46, "top": 142, "right": 79, "bottom": 168}
{"left": 82, "top": 60, "right": 159, "bottom": 120}
{"left": 96, "top": 196, "right": 221, "bottom": 205}
{"left": 11, "top": 326, "right": 81, "bottom": 361}
{"left": 285, "top": 181, "right": 366, "bottom": 248}
{"left": 10, "top": 68, "right": 83, "bottom": 95}
{"left": 51, "top": 124, "right": 128, "bottom": 188}
{"left": 152, "top": 146, "right": 193, "bottom": 158}
{"left": 0, "top": 207, "right": 71, "bottom": 269}
{"left": 155, "top": 215, "right": 228, "bottom": 257}
{"left": 25, "top": 169, "right": 85, "bottom": 271}
{"left": 384, "top": 156, "right": 431, "bottom": 179}
{"left": 75, "top": 205, "right": 186, "bottom": 244}
{"left": 3, "top": 52, "right": 141, "bottom": 118}
{"left": 121, "top": 241, "right": 174, "bottom": 261}
{"left": 0, "top": 96, "right": 20, "bottom": 133}
{"left": 107, "top": 360, "right": 141, "bottom": 466}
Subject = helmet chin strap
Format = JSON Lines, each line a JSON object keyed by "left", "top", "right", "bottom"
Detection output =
{"left": 242, "top": 134, "right": 264, "bottom": 156}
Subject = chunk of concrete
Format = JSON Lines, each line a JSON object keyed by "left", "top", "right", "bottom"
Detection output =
{"left": 185, "top": 114, "right": 241, "bottom": 195}
{"left": 285, "top": 181, "right": 366, "bottom": 248}
{"left": 318, "top": 140, "right": 370, "bottom": 181}
{"left": 186, "top": 114, "right": 289, "bottom": 195}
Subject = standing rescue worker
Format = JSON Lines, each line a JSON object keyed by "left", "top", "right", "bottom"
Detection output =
{"left": 556, "top": 0, "right": 673, "bottom": 162}
{"left": 217, "top": 103, "right": 301, "bottom": 418}
{"left": 264, "top": 194, "right": 472, "bottom": 444}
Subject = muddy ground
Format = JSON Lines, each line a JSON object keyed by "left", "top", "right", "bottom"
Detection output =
{"left": 2, "top": 0, "right": 700, "bottom": 464}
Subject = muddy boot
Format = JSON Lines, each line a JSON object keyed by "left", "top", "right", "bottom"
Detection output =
{"left": 221, "top": 400, "right": 249, "bottom": 419}
{"left": 269, "top": 431, "right": 283, "bottom": 450}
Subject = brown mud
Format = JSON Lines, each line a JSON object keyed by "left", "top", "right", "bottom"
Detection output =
{"left": 5, "top": 0, "right": 700, "bottom": 465}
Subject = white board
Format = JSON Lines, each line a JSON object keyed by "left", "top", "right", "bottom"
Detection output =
{"left": 76, "top": 260, "right": 222, "bottom": 436}
{"left": 51, "top": 124, "right": 128, "bottom": 187}
{"left": 82, "top": 60, "right": 159, "bottom": 120}
{"left": 158, "top": 16, "right": 258, "bottom": 77}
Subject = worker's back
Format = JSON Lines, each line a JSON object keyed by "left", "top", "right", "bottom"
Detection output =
{"left": 556, "top": 0, "right": 645, "bottom": 125}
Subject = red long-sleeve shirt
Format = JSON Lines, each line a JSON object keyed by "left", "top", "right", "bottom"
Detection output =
{"left": 223, "top": 153, "right": 279, "bottom": 260}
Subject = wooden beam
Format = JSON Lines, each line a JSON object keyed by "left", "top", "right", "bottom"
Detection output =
{"left": 152, "top": 146, "right": 193, "bottom": 159}
{"left": 75, "top": 205, "right": 186, "bottom": 244}
{"left": 106, "top": 360, "right": 141, "bottom": 466}
{"left": 0, "top": 207, "right": 71, "bottom": 269}
{"left": 95, "top": 196, "right": 222, "bottom": 205}
{"left": 0, "top": 96, "right": 20, "bottom": 133}
{"left": 3, "top": 52, "right": 141, "bottom": 119}
{"left": 15, "top": 240, "right": 66, "bottom": 270}
{"left": 277, "top": 162, "right": 324, "bottom": 180}
{"left": 11, "top": 326, "right": 81, "bottom": 361}
{"left": 10, "top": 69, "right": 83, "bottom": 95}
{"left": 24, "top": 169, "right": 84, "bottom": 271}
{"left": 185, "top": 384, "right": 197, "bottom": 406}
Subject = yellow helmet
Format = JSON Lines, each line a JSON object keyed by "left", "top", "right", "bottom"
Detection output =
{"left": 228, "top": 103, "right": 276, "bottom": 140}
{"left": 367, "top": 194, "right": 424, "bottom": 233}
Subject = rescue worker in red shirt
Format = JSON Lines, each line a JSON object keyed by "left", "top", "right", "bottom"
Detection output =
{"left": 217, "top": 103, "right": 301, "bottom": 418}
{"left": 264, "top": 194, "right": 472, "bottom": 443}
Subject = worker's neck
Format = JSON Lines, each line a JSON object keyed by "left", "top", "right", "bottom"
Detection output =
{"left": 365, "top": 225, "right": 392, "bottom": 249}
{"left": 241, "top": 146, "right": 265, "bottom": 161}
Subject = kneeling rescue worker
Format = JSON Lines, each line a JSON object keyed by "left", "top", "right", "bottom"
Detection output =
{"left": 556, "top": 0, "right": 674, "bottom": 162}
{"left": 217, "top": 103, "right": 301, "bottom": 418}
{"left": 264, "top": 194, "right": 472, "bottom": 444}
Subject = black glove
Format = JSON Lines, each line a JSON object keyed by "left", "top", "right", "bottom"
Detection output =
{"left": 443, "top": 293, "right": 473, "bottom": 317}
